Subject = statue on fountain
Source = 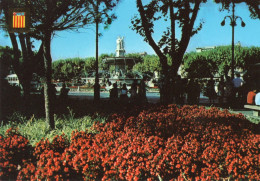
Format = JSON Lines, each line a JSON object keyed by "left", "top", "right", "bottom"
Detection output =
{"left": 116, "top": 36, "right": 125, "bottom": 57}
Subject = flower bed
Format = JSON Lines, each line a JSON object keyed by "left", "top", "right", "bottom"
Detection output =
{"left": 1, "top": 105, "right": 259, "bottom": 180}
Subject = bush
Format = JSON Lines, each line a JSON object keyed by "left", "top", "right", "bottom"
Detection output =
{"left": 0, "top": 114, "right": 102, "bottom": 146}
{"left": 1, "top": 105, "right": 259, "bottom": 180}
{"left": 0, "top": 128, "right": 33, "bottom": 180}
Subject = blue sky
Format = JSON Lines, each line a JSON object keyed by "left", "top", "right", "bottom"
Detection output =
{"left": 0, "top": 0, "right": 259, "bottom": 61}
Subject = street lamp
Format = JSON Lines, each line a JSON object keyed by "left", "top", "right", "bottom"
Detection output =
{"left": 94, "top": 1, "right": 101, "bottom": 102}
{"left": 221, "top": 1, "right": 245, "bottom": 79}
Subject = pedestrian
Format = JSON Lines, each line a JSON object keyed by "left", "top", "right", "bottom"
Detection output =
{"left": 120, "top": 83, "right": 128, "bottom": 103}
{"left": 158, "top": 77, "right": 164, "bottom": 102}
{"left": 218, "top": 76, "right": 225, "bottom": 104}
{"left": 232, "top": 73, "right": 244, "bottom": 98}
{"left": 205, "top": 77, "right": 216, "bottom": 104}
{"left": 194, "top": 79, "right": 200, "bottom": 104}
{"left": 110, "top": 83, "right": 118, "bottom": 101}
{"left": 59, "top": 83, "right": 70, "bottom": 113}
{"left": 59, "top": 83, "right": 70, "bottom": 101}
{"left": 130, "top": 80, "right": 138, "bottom": 102}
{"left": 240, "top": 75, "right": 252, "bottom": 105}
{"left": 187, "top": 78, "right": 198, "bottom": 105}
{"left": 225, "top": 76, "right": 233, "bottom": 107}
{"left": 138, "top": 79, "right": 147, "bottom": 103}
{"left": 50, "top": 84, "right": 57, "bottom": 101}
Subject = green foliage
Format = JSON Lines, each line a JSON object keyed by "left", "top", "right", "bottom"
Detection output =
{"left": 133, "top": 54, "right": 161, "bottom": 73}
{"left": 125, "top": 53, "right": 143, "bottom": 60}
{"left": 131, "top": 0, "right": 205, "bottom": 56}
{"left": 0, "top": 111, "right": 106, "bottom": 146}
{"left": 183, "top": 54, "right": 216, "bottom": 78}
{"left": 52, "top": 53, "right": 162, "bottom": 79}
{"left": 85, "top": 0, "right": 121, "bottom": 26}
{"left": 99, "top": 53, "right": 115, "bottom": 70}
{"left": 244, "top": 116, "right": 260, "bottom": 124}
{"left": 214, "top": 0, "right": 260, "bottom": 19}
{"left": 182, "top": 45, "right": 260, "bottom": 78}
{"left": 0, "top": 46, "right": 13, "bottom": 78}
{"left": 52, "top": 57, "right": 95, "bottom": 81}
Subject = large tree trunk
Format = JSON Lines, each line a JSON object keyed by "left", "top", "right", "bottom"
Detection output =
{"left": 137, "top": 0, "right": 174, "bottom": 104}
{"left": 43, "top": 31, "right": 55, "bottom": 129}
{"left": 19, "top": 78, "right": 32, "bottom": 114}
{"left": 159, "top": 58, "right": 174, "bottom": 104}
{"left": 8, "top": 31, "right": 41, "bottom": 116}
{"left": 160, "top": 70, "right": 175, "bottom": 104}
{"left": 9, "top": 33, "right": 32, "bottom": 112}
{"left": 136, "top": 0, "right": 202, "bottom": 104}
{"left": 18, "top": 33, "right": 32, "bottom": 114}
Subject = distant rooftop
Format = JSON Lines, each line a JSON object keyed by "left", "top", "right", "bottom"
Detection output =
{"left": 196, "top": 46, "right": 216, "bottom": 53}
{"left": 196, "top": 42, "right": 242, "bottom": 53}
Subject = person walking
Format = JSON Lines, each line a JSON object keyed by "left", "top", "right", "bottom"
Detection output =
{"left": 187, "top": 78, "right": 198, "bottom": 105}
{"left": 225, "top": 76, "right": 233, "bottom": 107}
{"left": 232, "top": 73, "right": 243, "bottom": 98}
{"left": 130, "top": 80, "right": 138, "bottom": 103}
{"left": 59, "top": 83, "right": 70, "bottom": 101}
{"left": 206, "top": 77, "right": 216, "bottom": 104}
{"left": 59, "top": 83, "right": 70, "bottom": 113}
{"left": 218, "top": 76, "right": 225, "bottom": 104}
{"left": 110, "top": 83, "right": 118, "bottom": 101}
{"left": 138, "top": 79, "right": 147, "bottom": 103}
{"left": 120, "top": 83, "right": 128, "bottom": 103}
{"left": 194, "top": 79, "right": 200, "bottom": 104}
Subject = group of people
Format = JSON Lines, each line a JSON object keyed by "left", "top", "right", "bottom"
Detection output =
{"left": 203, "top": 73, "right": 260, "bottom": 107}
{"left": 109, "top": 79, "right": 147, "bottom": 104}
{"left": 157, "top": 75, "right": 202, "bottom": 105}
{"left": 164, "top": 73, "right": 251, "bottom": 106}
{"left": 42, "top": 74, "right": 259, "bottom": 107}
{"left": 41, "top": 83, "right": 70, "bottom": 103}
{"left": 204, "top": 73, "right": 248, "bottom": 106}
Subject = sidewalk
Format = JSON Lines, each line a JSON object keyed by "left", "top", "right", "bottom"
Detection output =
{"left": 67, "top": 92, "right": 259, "bottom": 121}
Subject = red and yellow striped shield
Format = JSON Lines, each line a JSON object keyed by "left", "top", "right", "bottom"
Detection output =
{"left": 13, "top": 12, "right": 26, "bottom": 28}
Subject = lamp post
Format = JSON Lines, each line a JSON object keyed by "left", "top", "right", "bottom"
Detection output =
{"left": 94, "top": 0, "right": 100, "bottom": 102}
{"left": 221, "top": 1, "right": 245, "bottom": 79}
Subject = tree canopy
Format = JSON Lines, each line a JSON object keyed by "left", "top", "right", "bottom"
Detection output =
{"left": 133, "top": 54, "right": 161, "bottom": 73}
{"left": 215, "top": 0, "right": 260, "bottom": 19}
{"left": 182, "top": 45, "right": 260, "bottom": 78}
{"left": 0, "top": 46, "right": 13, "bottom": 78}
{"left": 52, "top": 57, "right": 95, "bottom": 82}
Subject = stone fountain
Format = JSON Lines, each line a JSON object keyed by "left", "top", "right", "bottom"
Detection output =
{"left": 102, "top": 36, "right": 142, "bottom": 86}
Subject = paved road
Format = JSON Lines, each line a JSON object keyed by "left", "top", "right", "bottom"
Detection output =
{"left": 67, "top": 91, "right": 259, "bottom": 121}
{"left": 68, "top": 91, "right": 161, "bottom": 103}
